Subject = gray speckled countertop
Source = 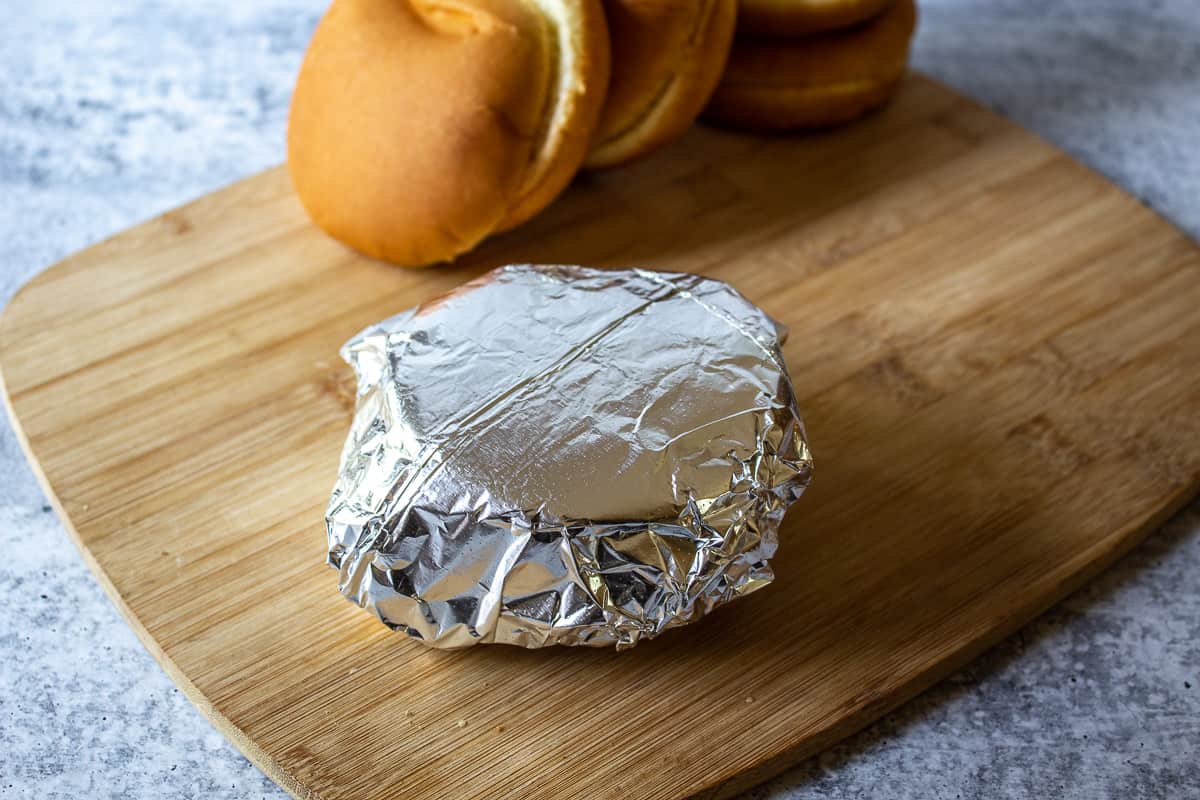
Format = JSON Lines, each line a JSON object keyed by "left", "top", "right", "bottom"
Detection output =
{"left": 1, "top": 1, "right": 1197, "bottom": 798}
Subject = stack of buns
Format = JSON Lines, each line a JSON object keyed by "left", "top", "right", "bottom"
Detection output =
{"left": 287, "top": 0, "right": 915, "bottom": 268}
{"left": 704, "top": 0, "right": 917, "bottom": 132}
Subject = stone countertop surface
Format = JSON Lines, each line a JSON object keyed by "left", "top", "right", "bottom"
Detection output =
{"left": 1, "top": 1, "right": 1197, "bottom": 798}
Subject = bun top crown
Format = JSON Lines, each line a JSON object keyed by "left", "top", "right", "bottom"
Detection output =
{"left": 288, "top": 0, "right": 609, "bottom": 266}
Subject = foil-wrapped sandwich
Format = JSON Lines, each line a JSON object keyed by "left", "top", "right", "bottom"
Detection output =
{"left": 326, "top": 264, "right": 813, "bottom": 649}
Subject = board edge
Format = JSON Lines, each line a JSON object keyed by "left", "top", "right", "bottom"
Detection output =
{"left": 0, "top": 319, "right": 320, "bottom": 800}
{"left": 692, "top": 480, "right": 1200, "bottom": 799}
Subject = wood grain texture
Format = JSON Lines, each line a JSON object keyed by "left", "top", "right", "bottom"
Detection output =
{"left": 1, "top": 75, "right": 1198, "bottom": 800}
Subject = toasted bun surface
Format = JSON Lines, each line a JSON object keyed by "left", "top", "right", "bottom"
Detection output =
{"left": 288, "top": 0, "right": 609, "bottom": 266}
{"left": 738, "top": 0, "right": 892, "bottom": 36}
{"left": 704, "top": 0, "right": 916, "bottom": 132}
{"left": 584, "top": 0, "right": 736, "bottom": 169}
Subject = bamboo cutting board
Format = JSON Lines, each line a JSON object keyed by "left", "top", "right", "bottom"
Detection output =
{"left": 2, "top": 75, "right": 1199, "bottom": 800}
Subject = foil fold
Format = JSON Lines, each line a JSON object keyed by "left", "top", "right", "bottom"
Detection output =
{"left": 325, "top": 264, "right": 813, "bottom": 649}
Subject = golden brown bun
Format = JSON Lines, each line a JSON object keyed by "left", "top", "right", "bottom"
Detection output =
{"left": 739, "top": 0, "right": 892, "bottom": 36}
{"left": 499, "top": 0, "right": 612, "bottom": 228}
{"left": 704, "top": 0, "right": 916, "bottom": 132}
{"left": 584, "top": 0, "right": 737, "bottom": 169}
{"left": 287, "top": 0, "right": 610, "bottom": 266}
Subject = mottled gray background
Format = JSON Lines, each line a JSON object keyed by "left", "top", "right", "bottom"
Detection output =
{"left": 1, "top": 1, "right": 1197, "bottom": 798}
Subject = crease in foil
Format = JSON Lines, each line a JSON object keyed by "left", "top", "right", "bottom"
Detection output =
{"left": 325, "top": 264, "right": 813, "bottom": 649}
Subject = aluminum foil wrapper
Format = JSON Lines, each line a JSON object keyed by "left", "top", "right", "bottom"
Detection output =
{"left": 325, "top": 264, "right": 813, "bottom": 649}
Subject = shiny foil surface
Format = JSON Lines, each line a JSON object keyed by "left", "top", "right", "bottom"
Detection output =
{"left": 325, "top": 264, "right": 813, "bottom": 649}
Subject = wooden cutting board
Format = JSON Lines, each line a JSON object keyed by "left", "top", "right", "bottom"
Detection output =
{"left": 2, "top": 75, "right": 1198, "bottom": 800}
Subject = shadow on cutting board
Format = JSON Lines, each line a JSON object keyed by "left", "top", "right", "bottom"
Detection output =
{"left": 462, "top": 79, "right": 980, "bottom": 278}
